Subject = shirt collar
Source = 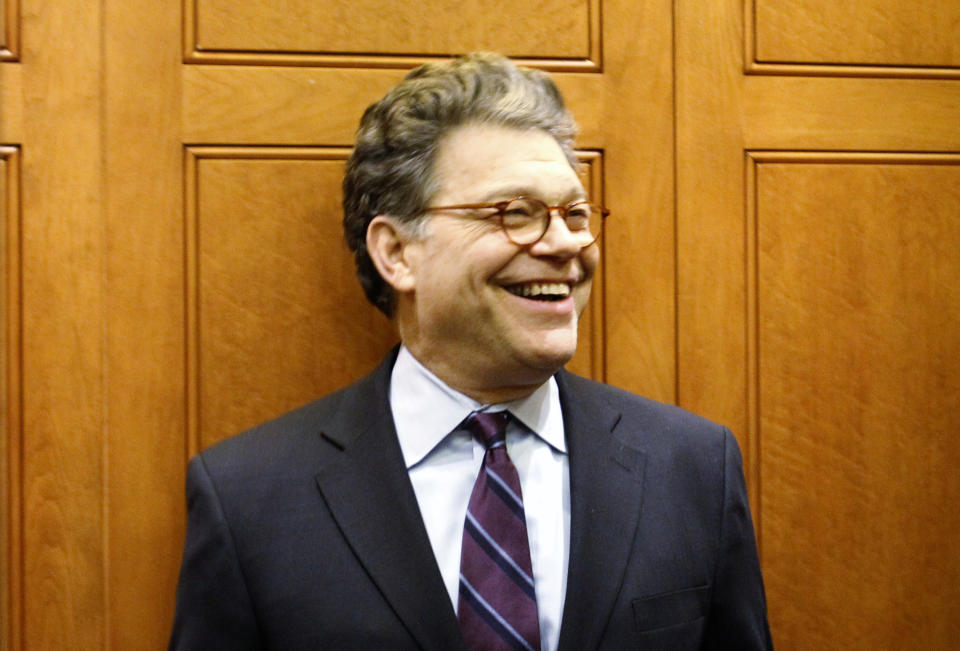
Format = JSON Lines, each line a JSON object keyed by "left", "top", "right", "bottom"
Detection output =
{"left": 389, "top": 346, "right": 567, "bottom": 469}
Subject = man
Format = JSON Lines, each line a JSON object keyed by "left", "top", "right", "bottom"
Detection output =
{"left": 170, "top": 53, "right": 772, "bottom": 649}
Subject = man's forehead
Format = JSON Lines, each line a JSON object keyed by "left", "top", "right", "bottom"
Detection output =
{"left": 476, "top": 181, "right": 586, "bottom": 203}
{"left": 432, "top": 124, "right": 583, "bottom": 201}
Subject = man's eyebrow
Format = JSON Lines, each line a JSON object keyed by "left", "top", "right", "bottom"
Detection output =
{"left": 480, "top": 185, "right": 587, "bottom": 203}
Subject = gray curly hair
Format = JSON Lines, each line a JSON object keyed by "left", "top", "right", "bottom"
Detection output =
{"left": 342, "top": 52, "right": 578, "bottom": 317}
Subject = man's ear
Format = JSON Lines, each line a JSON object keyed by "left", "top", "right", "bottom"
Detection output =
{"left": 366, "top": 215, "right": 420, "bottom": 293}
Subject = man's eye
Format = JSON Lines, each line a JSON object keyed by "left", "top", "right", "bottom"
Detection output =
{"left": 566, "top": 206, "right": 591, "bottom": 228}
{"left": 502, "top": 201, "right": 537, "bottom": 220}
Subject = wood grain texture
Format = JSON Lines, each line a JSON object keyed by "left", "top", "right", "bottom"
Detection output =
{"left": 742, "top": 77, "right": 960, "bottom": 151}
{"left": 0, "top": 147, "right": 15, "bottom": 651}
{"left": 102, "top": 0, "right": 184, "bottom": 645}
{"left": 676, "top": 0, "right": 749, "bottom": 438}
{"left": 566, "top": 152, "right": 606, "bottom": 382}
{"left": 754, "top": 0, "right": 960, "bottom": 68}
{"left": 0, "top": 64, "right": 21, "bottom": 141}
{"left": 19, "top": 0, "right": 105, "bottom": 646}
{"left": 182, "top": 66, "right": 408, "bottom": 144}
{"left": 755, "top": 158, "right": 960, "bottom": 649}
{"left": 595, "top": 0, "right": 676, "bottom": 403}
{"left": 0, "top": 153, "right": 5, "bottom": 651}
{"left": 188, "top": 150, "right": 399, "bottom": 450}
{"left": 191, "top": 0, "right": 591, "bottom": 59}
{"left": 678, "top": 0, "right": 960, "bottom": 646}
{"left": 0, "top": 0, "right": 16, "bottom": 60}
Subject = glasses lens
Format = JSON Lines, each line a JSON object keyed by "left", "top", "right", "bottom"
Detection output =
{"left": 500, "top": 198, "right": 604, "bottom": 246}
{"left": 502, "top": 198, "right": 548, "bottom": 244}
{"left": 567, "top": 202, "right": 603, "bottom": 243}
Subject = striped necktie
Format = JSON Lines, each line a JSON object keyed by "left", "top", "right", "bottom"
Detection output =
{"left": 457, "top": 411, "right": 541, "bottom": 651}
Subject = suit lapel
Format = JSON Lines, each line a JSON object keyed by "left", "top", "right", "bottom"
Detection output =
{"left": 555, "top": 372, "right": 648, "bottom": 651}
{"left": 313, "top": 353, "right": 465, "bottom": 651}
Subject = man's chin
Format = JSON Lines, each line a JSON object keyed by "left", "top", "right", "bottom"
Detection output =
{"left": 517, "top": 340, "right": 578, "bottom": 375}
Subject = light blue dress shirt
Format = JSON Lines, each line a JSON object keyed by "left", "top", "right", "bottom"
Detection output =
{"left": 389, "top": 346, "right": 571, "bottom": 651}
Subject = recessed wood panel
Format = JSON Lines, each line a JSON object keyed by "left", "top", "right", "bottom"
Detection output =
{"left": 0, "top": 0, "right": 16, "bottom": 60}
{"left": 754, "top": 157, "right": 960, "bottom": 649}
{"left": 187, "top": 0, "right": 601, "bottom": 69}
{"left": 1, "top": 147, "right": 16, "bottom": 651}
{"left": 754, "top": 0, "right": 960, "bottom": 69}
{"left": 187, "top": 149, "right": 398, "bottom": 451}
{"left": 0, "top": 153, "right": 5, "bottom": 651}
{"left": 187, "top": 147, "right": 608, "bottom": 451}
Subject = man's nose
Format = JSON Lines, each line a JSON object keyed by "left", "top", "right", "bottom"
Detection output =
{"left": 529, "top": 210, "right": 583, "bottom": 257}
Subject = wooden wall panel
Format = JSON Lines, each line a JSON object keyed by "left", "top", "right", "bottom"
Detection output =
{"left": 186, "top": 149, "right": 398, "bottom": 451}
{"left": 1, "top": 146, "right": 19, "bottom": 651}
{"left": 0, "top": 65, "right": 20, "bottom": 141}
{"left": 187, "top": 148, "right": 608, "bottom": 452}
{"left": 0, "top": 0, "right": 15, "bottom": 60}
{"left": 566, "top": 152, "right": 606, "bottom": 382}
{"left": 102, "top": 0, "right": 183, "bottom": 645}
{"left": 20, "top": 0, "right": 105, "bottom": 645}
{"left": 186, "top": 0, "right": 602, "bottom": 69}
{"left": 752, "top": 155, "right": 960, "bottom": 649}
{"left": 0, "top": 152, "right": 5, "bottom": 651}
{"left": 754, "top": 0, "right": 960, "bottom": 68}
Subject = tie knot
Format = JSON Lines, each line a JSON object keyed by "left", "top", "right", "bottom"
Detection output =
{"left": 465, "top": 411, "right": 510, "bottom": 450}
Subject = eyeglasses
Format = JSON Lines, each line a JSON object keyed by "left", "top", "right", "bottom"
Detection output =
{"left": 424, "top": 197, "right": 609, "bottom": 248}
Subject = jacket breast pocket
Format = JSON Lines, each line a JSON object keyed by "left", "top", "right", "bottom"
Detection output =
{"left": 632, "top": 584, "right": 710, "bottom": 632}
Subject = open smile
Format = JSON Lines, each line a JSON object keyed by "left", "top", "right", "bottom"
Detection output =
{"left": 504, "top": 282, "right": 572, "bottom": 302}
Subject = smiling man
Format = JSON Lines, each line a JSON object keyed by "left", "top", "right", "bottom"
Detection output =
{"left": 170, "top": 53, "right": 773, "bottom": 650}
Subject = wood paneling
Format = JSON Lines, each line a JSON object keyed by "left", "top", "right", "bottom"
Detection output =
{"left": 753, "top": 155, "right": 960, "bottom": 649}
{"left": 187, "top": 149, "right": 398, "bottom": 451}
{"left": 186, "top": 148, "right": 607, "bottom": 451}
{"left": 754, "top": 0, "right": 960, "bottom": 68}
{"left": 182, "top": 67, "right": 408, "bottom": 144}
{"left": 566, "top": 152, "right": 605, "bottom": 382}
{"left": 741, "top": 78, "right": 960, "bottom": 149}
{"left": 102, "top": 0, "right": 183, "bottom": 645}
{"left": 679, "top": 0, "right": 960, "bottom": 646}
{"left": 20, "top": 0, "right": 105, "bottom": 646}
{"left": 181, "top": 66, "right": 609, "bottom": 145}
{"left": 1, "top": 146, "right": 20, "bottom": 651}
{"left": 0, "top": 65, "right": 20, "bottom": 141}
{"left": 0, "top": 0, "right": 16, "bottom": 60}
{"left": 0, "top": 152, "right": 4, "bottom": 651}
{"left": 187, "top": 0, "right": 601, "bottom": 69}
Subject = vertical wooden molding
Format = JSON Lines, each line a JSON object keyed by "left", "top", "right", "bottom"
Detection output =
{"left": 1, "top": 0, "right": 19, "bottom": 60}
{"left": 2, "top": 146, "right": 22, "bottom": 651}
{"left": 744, "top": 152, "right": 761, "bottom": 542}
{"left": 573, "top": 150, "right": 607, "bottom": 383}
{"left": 184, "top": 148, "right": 200, "bottom": 461}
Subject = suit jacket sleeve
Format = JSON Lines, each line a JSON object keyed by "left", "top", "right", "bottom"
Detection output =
{"left": 169, "top": 454, "right": 263, "bottom": 651}
{"left": 703, "top": 428, "right": 774, "bottom": 649}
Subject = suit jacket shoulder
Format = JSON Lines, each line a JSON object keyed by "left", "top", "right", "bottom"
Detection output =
{"left": 171, "top": 350, "right": 467, "bottom": 651}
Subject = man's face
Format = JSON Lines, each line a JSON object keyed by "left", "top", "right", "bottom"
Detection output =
{"left": 398, "top": 123, "right": 599, "bottom": 398}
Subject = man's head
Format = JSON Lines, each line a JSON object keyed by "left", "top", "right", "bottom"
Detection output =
{"left": 343, "top": 52, "right": 578, "bottom": 317}
{"left": 343, "top": 53, "right": 600, "bottom": 401}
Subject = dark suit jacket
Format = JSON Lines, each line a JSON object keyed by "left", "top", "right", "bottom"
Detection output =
{"left": 170, "top": 351, "right": 772, "bottom": 650}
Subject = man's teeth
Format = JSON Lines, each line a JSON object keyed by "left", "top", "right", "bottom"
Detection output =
{"left": 507, "top": 283, "right": 571, "bottom": 299}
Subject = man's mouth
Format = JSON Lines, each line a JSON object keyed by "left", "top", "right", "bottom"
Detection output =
{"left": 504, "top": 282, "right": 572, "bottom": 302}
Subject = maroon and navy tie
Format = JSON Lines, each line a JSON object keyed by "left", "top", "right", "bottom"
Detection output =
{"left": 457, "top": 411, "right": 541, "bottom": 651}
